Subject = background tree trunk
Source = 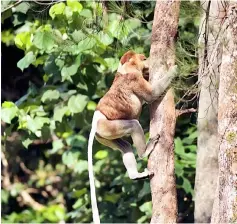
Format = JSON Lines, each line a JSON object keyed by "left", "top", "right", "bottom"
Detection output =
{"left": 148, "top": 0, "right": 180, "bottom": 223}
{"left": 211, "top": 2, "right": 237, "bottom": 222}
{"left": 194, "top": 1, "right": 225, "bottom": 222}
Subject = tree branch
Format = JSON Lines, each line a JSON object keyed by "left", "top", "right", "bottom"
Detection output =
{"left": 176, "top": 108, "right": 197, "bottom": 117}
{"left": 1, "top": 0, "right": 23, "bottom": 13}
{"left": 1, "top": 150, "right": 45, "bottom": 211}
{"left": 148, "top": 0, "right": 180, "bottom": 223}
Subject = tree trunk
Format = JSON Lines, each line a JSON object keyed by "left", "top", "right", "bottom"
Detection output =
{"left": 148, "top": 0, "right": 180, "bottom": 223}
{"left": 194, "top": 1, "right": 225, "bottom": 222}
{"left": 211, "top": 2, "right": 237, "bottom": 223}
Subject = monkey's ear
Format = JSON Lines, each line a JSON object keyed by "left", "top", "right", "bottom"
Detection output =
{"left": 120, "top": 51, "right": 135, "bottom": 65}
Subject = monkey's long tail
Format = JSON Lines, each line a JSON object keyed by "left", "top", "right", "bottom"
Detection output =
{"left": 88, "top": 110, "right": 104, "bottom": 224}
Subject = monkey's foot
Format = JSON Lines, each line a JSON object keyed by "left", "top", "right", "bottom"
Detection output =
{"left": 139, "top": 134, "right": 160, "bottom": 159}
{"left": 130, "top": 169, "right": 154, "bottom": 180}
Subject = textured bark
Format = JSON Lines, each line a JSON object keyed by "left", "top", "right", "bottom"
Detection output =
{"left": 148, "top": 0, "right": 180, "bottom": 223}
{"left": 211, "top": 2, "right": 237, "bottom": 223}
{"left": 194, "top": 1, "right": 225, "bottom": 222}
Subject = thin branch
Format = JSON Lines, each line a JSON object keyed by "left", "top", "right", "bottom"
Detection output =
{"left": 1, "top": 0, "right": 23, "bottom": 13}
{"left": 20, "top": 190, "right": 45, "bottom": 211}
{"left": 33, "top": 0, "right": 56, "bottom": 5}
{"left": 1, "top": 151, "right": 11, "bottom": 188}
{"left": 19, "top": 161, "right": 34, "bottom": 175}
{"left": 2, "top": 150, "right": 45, "bottom": 211}
{"left": 176, "top": 108, "right": 197, "bottom": 117}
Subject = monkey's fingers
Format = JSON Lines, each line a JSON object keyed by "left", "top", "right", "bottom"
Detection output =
{"left": 131, "top": 169, "right": 154, "bottom": 180}
{"left": 168, "top": 64, "right": 179, "bottom": 79}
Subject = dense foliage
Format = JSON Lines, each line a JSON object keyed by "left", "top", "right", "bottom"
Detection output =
{"left": 1, "top": 1, "right": 200, "bottom": 223}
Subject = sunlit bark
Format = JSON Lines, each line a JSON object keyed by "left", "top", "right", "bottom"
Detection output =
{"left": 148, "top": 0, "right": 180, "bottom": 222}
{"left": 194, "top": 1, "right": 225, "bottom": 222}
{"left": 211, "top": 2, "right": 237, "bottom": 223}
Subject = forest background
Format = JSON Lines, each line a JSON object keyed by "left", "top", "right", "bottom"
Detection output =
{"left": 1, "top": 0, "right": 231, "bottom": 223}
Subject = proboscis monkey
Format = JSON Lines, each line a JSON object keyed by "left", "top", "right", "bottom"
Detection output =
{"left": 88, "top": 51, "right": 177, "bottom": 223}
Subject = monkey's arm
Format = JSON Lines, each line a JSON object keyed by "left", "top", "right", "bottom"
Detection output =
{"left": 137, "top": 65, "right": 177, "bottom": 103}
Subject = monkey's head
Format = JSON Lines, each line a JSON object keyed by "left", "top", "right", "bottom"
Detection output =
{"left": 118, "top": 51, "right": 149, "bottom": 80}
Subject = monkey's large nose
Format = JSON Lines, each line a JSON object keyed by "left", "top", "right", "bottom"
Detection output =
{"left": 144, "top": 57, "right": 150, "bottom": 69}
{"left": 142, "top": 67, "right": 149, "bottom": 81}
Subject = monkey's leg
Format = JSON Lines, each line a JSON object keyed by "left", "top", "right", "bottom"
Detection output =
{"left": 139, "top": 134, "right": 160, "bottom": 159}
{"left": 97, "top": 119, "right": 157, "bottom": 160}
{"left": 95, "top": 135, "right": 153, "bottom": 180}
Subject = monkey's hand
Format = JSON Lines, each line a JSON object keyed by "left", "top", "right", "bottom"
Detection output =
{"left": 167, "top": 64, "right": 178, "bottom": 81}
{"left": 138, "top": 134, "right": 160, "bottom": 160}
{"left": 131, "top": 168, "right": 154, "bottom": 180}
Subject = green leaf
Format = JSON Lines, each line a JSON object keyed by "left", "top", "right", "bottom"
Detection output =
{"left": 71, "top": 30, "right": 86, "bottom": 43}
{"left": 42, "top": 205, "right": 65, "bottom": 222}
{"left": 64, "top": 6, "right": 73, "bottom": 21}
{"left": 2, "top": 101, "right": 15, "bottom": 108}
{"left": 182, "top": 177, "right": 193, "bottom": 195}
{"left": 72, "top": 198, "right": 84, "bottom": 209}
{"left": 33, "top": 55, "right": 48, "bottom": 67}
{"left": 53, "top": 106, "right": 69, "bottom": 122}
{"left": 137, "top": 215, "right": 148, "bottom": 223}
{"left": 175, "top": 137, "right": 185, "bottom": 155}
{"left": 61, "top": 64, "right": 78, "bottom": 82}
{"left": 1, "top": 189, "right": 9, "bottom": 204}
{"left": 75, "top": 54, "right": 81, "bottom": 66}
{"left": 125, "top": 18, "right": 141, "bottom": 31}
{"left": 139, "top": 201, "right": 152, "bottom": 213}
{"left": 74, "top": 160, "right": 88, "bottom": 173}
{"left": 51, "top": 139, "right": 64, "bottom": 153}
{"left": 104, "top": 58, "right": 119, "bottom": 72}
{"left": 77, "top": 37, "right": 96, "bottom": 52}
{"left": 108, "top": 19, "right": 119, "bottom": 34}
{"left": 92, "top": 56, "right": 108, "bottom": 67}
{"left": 26, "top": 116, "right": 50, "bottom": 133}
{"left": 80, "top": 9, "right": 92, "bottom": 18}
{"left": 104, "top": 193, "right": 121, "bottom": 203}
{"left": 66, "top": 135, "right": 86, "bottom": 148}
{"left": 62, "top": 151, "right": 75, "bottom": 166}
{"left": 10, "top": 183, "right": 24, "bottom": 197}
{"left": 72, "top": 188, "right": 87, "bottom": 198}
{"left": 22, "top": 138, "right": 33, "bottom": 148}
{"left": 15, "top": 2, "right": 30, "bottom": 14}
{"left": 66, "top": 0, "right": 83, "bottom": 12}
{"left": 41, "top": 90, "right": 60, "bottom": 103}
{"left": 62, "top": 150, "right": 80, "bottom": 167}
{"left": 97, "top": 31, "right": 113, "bottom": 46}
{"left": 95, "top": 150, "right": 108, "bottom": 159}
{"left": 1, "top": 105, "right": 18, "bottom": 124}
{"left": 175, "top": 161, "right": 184, "bottom": 177}
{"left": 87, "top": 101, "right": 97, "bottom": 111}
{"left": 55, "top": 58, "right": 65, "bottom": 69}
{"left": 33, "top": 31, "right": 54, "bottom": 51}
{"left": 60, "top": 90, "right": 77, "bottom": 101}
{"left": 68, "top": 94, "right": 88, "bottom": 114}
{"left": 17, "top": 51, "right": 36, "bottom": 71}
{"left": 15, "top": 32, "right": 32, "bottom": 50}
{"left": 49, "top": 2, "right": 66, "bottom": 19}
{"left": 138, "top": 182, "right": 151, "bottom": 199}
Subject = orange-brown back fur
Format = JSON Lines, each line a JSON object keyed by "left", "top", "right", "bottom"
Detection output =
{"left": 97, "top": 73, "right": 141, "bottom": 119}
{"left": 96, "top": 51, "right": 151, "bottom": 120}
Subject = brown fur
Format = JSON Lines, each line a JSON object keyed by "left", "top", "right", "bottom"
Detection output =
{"left": 96, "top": 51, "right": 152, "bottom": 120}
{"left": 120, "top": 50, "right": 136, "bottom": 65}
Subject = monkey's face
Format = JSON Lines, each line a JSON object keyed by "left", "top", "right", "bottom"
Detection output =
{"left": 118, "top": 51, "right": 149, "bottom": 78}
{"left": 141, "top": 57, "right": 149, "bottom": 81}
